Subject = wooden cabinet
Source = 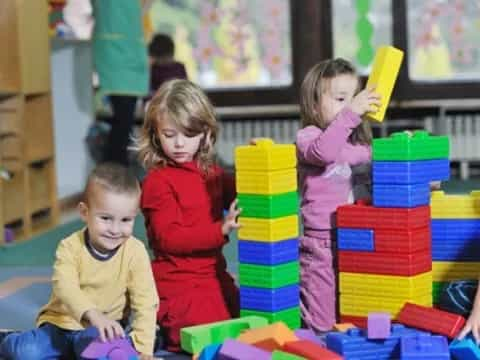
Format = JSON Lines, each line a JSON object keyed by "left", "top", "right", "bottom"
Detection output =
{"left": 0, "top": 0, "right": 58, "bottom": 243}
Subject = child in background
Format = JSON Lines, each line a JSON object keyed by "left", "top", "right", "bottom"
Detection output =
{"left": 296, "top": 58, "right": 381, "bottom": 332}
{"left": 148, "top": 33, "right": 188, "bottom": 98}
{"left": 0, "top": 163, "right": 159, "bottom": 359}
{"left": 137, "top": 79, "right": 240, "bottom": 352}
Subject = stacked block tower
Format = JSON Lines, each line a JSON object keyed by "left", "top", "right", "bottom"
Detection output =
{"left": 430, "top": 191, "right": 480, "bottom": 304}
{"left": 337, "top": 130, "right": 450, "bottom": 325}
{"left": 234, "top": 139, "right": 301, "bottom": 329}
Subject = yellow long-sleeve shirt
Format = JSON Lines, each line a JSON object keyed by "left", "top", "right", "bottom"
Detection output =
{"left": 37, "top": 230, "right": 159, "bottom": 355}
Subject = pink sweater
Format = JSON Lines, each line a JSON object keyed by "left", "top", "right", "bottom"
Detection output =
{"left": 296, "top": 108, "right": 371, "bottom": 235}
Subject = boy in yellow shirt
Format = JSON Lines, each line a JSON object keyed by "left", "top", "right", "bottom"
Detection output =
{"left": 0, "top": 163, "right": 159, "bottom": 359}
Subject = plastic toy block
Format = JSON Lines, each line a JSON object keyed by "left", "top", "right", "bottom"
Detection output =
{"left": 338, "top": 249, "right": 432, "bottom": 276}
{"left": 217, "top": 339, "right": 271, "bottom": 360}
{"left": 237, "top": 192, "right": 299, "bottom": 219}
{"left": 238, "top": 215, "right": 299, "bottom": 242}
{"left": 199, "top": 343, "right": 222, "bottom": 360}
{"left": 241, "top": 307, "right": 301, "bottom": 330}
{"left": 365, "top": 45, "right": 404, "bottom": 122}
{"left": 431, "top": 191, "right": 480, "bottom": 219}
{"left": 235, "top": 138, "right": 296, "bottom": 171}
{"left": 432, "top": 261, "right": 480, "bottom": 282}
{"left": 340, "top": 293, "right": 431, "bottom": 318}
{"left": 397, "top": 302, "right": 466, "bottom": 338}
{"left": 432, "top": 282, "right": 446, "bottom": 304}
{"left": 372, "top": 131, "right": 449, "bottom": 161}
{"left": 237, "top": 322, "right": 298, "bottom": 351}
{"left": 179, "top": 316, "right": 268, "bottom": 354}
{"left": 294, "top": 328, "right": 325, "bottom": 346}
{"left": 81, "top": 338, "right": 138, "bottom": 359}
{"left": 240, "top": 284, "right": 299, "bottom": 312}
{"left": 372, "top": 183, "right": 430, "bottom": 208}
{"left": 339, "top": 315, "right": 368, "bottom": 328}
{"left": 272, "top": 350, "right": 306, "bottom": 360}
{"left": 337, "top": 202, "right": 430, "bottom": 230}
{"left": 283, "top": 340, "right": 342, "bottom": 360}
{"left": 374, "top": 226, "right": 431, "bottom": 253}
{"left": 372, "top": 159, "right": 450, "bottom": 184}
{"left": 432, "top": 219, "right": 480, "bottom": 261}
{"left": 449, "top": 334, "right": 480, "bottom": 360}
{"left": 337, "top": 228, "right": 374, "bottom": 251}
{"left": 333, "top": 323, "right": 356, "bottom": 332}
{"left": 368, "top": 313, "right": 391, "bottom": 339}
{"left": 400, "top": 334, "right": 449, "bottom": 360}
{"left": 326, "top": 324, "right": 429, "bottom": 360}
{"left": 339, "top": 271, "right": 432, "bottom": 299}
{"left": 238, "top": 261, "right": 299, "bottom": 288}
{"left": 236, "top": 169, "right": 297, "bottom": 195}
{"left": 238, "top": 238, "right": 299, "bottom": 266}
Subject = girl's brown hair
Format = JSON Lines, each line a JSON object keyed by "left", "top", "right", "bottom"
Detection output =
{"left": 300, "top": 58, "right": 372, "bottom": 145}
{"left": 135, "top": 79, "right": 218, "bottom": 173}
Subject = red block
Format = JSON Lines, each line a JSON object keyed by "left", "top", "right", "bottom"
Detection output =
{"left": 375, "top": 226, "right": 431, "bottom": 253}
{"left": 397, "top": 302, "right": 466, "bottom": 338}
{"left": 338, "top": 249, "right": 431, "bottom": 276}
{"left": 340, "top": 314, "right": 368, "bottom": 328}
{"left": 283, "top": 340, "right": 342, "bottom": 359}
{"left": 337, "top": 203, "right": 430, "bottom": 230}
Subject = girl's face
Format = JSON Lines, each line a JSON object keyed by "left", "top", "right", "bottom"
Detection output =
{"left": 156, "top": 115, "right": 204, "bottom": 163}
{"left": 317, "top": 73, "right": 358, "bottom": 125}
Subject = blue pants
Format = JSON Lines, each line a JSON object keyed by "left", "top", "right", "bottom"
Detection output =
{"left": 0, "top": 323, "right": 99, "bottom": 360}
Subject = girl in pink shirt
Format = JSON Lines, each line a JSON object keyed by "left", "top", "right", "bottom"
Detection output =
{"left": 296, "top": 58, "right": 380, "bottom": 332}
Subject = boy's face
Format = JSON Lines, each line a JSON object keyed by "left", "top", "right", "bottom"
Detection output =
{"left": 78, "top": 185, "right": 139, "bottom": 253}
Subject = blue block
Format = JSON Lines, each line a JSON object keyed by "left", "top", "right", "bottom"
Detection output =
{"left": 432, "top": 244, "right": 480, "bottom": 262}
{"left": 199, "top": 343, "right": 222, "bottom": 360}
{"left": 238, "top": 238, "right": 299, "bottom": 265}
{"left": 373, "top": 183, "right": 430, "bottom": 208}
{"left": 432, "top": 219, "right": 480, "bottom": 261}
{"left": 240, "top": 284, "right": 299, "bottom": 312}
{"left": 373, "top": 159, "right": 450, "bottom": 185}
{"left": 326, "top": 325, "right": 429, "bottom": 360}
{"left": 400, "top": 334, "right": 449, "bottom": 359}
{"left": 450, "top": 335, "right": 480, "bottom": 359}
{"left": 338, "top": 228, "right": 374, "bottom": 251}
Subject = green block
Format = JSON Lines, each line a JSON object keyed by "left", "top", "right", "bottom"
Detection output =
{"left": 373, "top": 130, "right": 449, "bottom": 161}
{"left": 433, "top": 281, "right": 446, "bottom": 304}
{"left": 239, "top": 261, "right": 299, "bottom": 288}
{"left": 272, "top": 350, "right": 306, "bottom": 360}
{"left": 240, "top": 307, "right": 301, "bottom": 330}
{"left": 180, "top": 315, "right": 268, "bottom": 354}
{"left": 237, "top": 192, "right": 299, "bottom": 218}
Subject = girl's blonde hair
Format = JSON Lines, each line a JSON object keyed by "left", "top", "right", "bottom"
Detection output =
{"left": 136, "top": 79, "right": 218, "bottom": 173}
{"left": 300, "top": 58, "right": 372, "bottom": 145}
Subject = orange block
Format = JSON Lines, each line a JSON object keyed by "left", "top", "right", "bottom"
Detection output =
{"left": 333, "top": 323, "right": 356, "bottom": 332}
{"left": 237, "top": 322, "right": 298, "bottom": 351}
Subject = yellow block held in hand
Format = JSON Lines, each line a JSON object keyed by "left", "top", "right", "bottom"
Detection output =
{"left": 366, "top": 46, "right": 404, "bottom": 122}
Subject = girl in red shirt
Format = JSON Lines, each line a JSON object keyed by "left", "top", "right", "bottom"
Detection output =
{"left": 136, "top": 79, "right": 240, "bottom": 352}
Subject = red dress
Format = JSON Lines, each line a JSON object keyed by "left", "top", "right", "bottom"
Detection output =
{"left": 141, "top": 161, "right": 239, "bottom": 352}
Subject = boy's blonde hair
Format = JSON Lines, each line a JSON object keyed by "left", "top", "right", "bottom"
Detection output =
{"left": 136, "top": 79, "right": 218, "bottom": 173}
{"left": 300, "top": 58, "right": 372, "bottom": 145}
{"left": 84, "top": 162, "right": 140, "bottom": 203}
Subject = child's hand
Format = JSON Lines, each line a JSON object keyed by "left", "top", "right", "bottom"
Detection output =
{"left": 430, "top": 181, "right": 441, "bottom": 191}
{"left": 350, "top": 87, "right": 381, "bottom": 116}
{"left": 457, "top": 307, "right": 480, "bottom": 343}
{"left": 83, "top": 309, "right": 125, "bottom": 342}
{"left": 222, "top": 199, "right": 241, "bottom": 235}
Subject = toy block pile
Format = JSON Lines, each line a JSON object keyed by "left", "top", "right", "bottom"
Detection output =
{"left": 430, "top": 191, "right": 480, "bottom": 304}
{"left": 234, "top": 139, "right": 301, "bottom": 330}
{"left": 337, "top": 131, "right": 450, "bottom": 324}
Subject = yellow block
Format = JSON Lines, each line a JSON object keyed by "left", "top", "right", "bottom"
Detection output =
{"left": 236, "top": 169, "right": 297, "bottom": 195}
{"left": 431, "top": 191, "right": 480, "bottom": 218}
{"left": 238, "top": 215, "right": 298, "bottom": 242}
{"left": 235, "top": 138, "right": 296, "bottom": 171}
{"left": 339, "top": 272, "right": 432, "bottom": 299}
{"left": 340, "top": 293, "right": 431, "bottom": 318}
{"left": 366, "top": 46, "right": 404, "bottom": 122}
{"left": 237, "top": 322, "right": 298, "bottom": 348}
{"left": 432, "top": 261, "right": 480, "bottom": 281}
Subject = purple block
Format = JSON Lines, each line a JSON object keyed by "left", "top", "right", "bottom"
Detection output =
{"left": 217, "top": 339, "right": 271, "bottom": 360}
{"left": 368, "top": 312, "right": 391, "bottom": 339}
{"left": 4, "top": 228, "right": 14, "bottom": 243}
{"left": 294, "top": 328, "right": 325, "bottom": 347}
{"left": 81, "top": 338, "right": 138, "bottom": 359}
